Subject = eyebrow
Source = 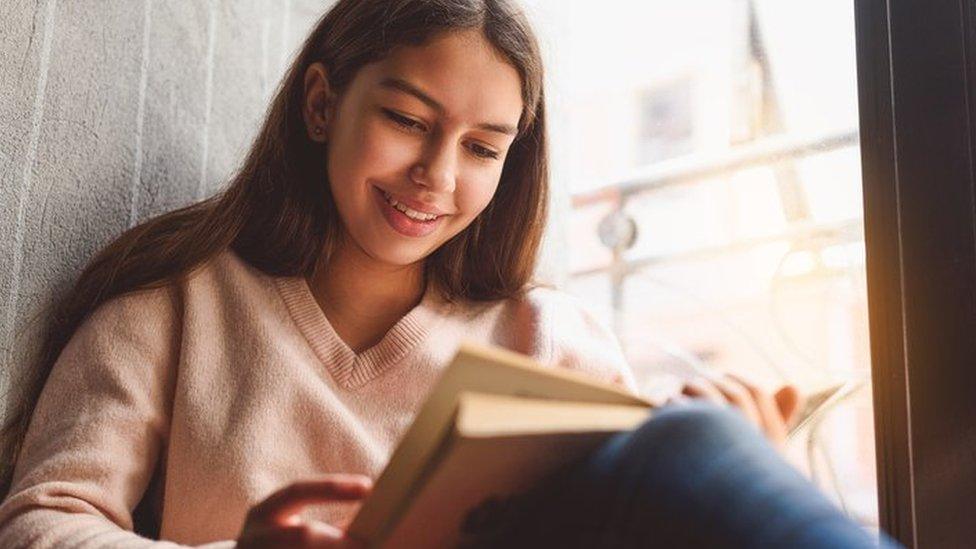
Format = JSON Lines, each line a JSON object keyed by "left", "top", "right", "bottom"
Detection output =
{"left": 378, "top": 77, "right": 519, "bottom": 136}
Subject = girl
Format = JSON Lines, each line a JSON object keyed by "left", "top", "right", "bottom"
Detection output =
{"left": 0, "top": 0, "right": 883, "bottom": 547}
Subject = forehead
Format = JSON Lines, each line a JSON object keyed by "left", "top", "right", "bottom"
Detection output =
{"left": 360, "top": 30, "right": 524, "bottom": 126}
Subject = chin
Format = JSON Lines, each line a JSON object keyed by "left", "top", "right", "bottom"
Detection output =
{"left": 366, "top": 243, "right": 432, "bottom": 267}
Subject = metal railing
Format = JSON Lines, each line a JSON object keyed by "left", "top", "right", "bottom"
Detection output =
{"left": 569, "top": 129, "right": 861, "bottom": 333}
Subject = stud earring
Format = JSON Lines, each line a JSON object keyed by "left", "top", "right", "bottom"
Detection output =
{"left": 313, "top": 127, "right": 324, "bottom": 135}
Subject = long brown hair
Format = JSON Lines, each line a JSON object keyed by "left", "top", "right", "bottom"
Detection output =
{"left": 0, "top": 0, "right": 547, "bottom": 499}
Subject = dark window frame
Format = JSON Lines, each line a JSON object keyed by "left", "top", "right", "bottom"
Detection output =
{"left": 856, "top": 0, "right": 976, "bottom": 546}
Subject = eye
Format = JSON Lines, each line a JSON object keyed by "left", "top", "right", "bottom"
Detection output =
{"left": 468, "top": 142, "right": 500, "bottom": 160}
{"left": 382, "top": 108, "right": 427, "bottom": 132}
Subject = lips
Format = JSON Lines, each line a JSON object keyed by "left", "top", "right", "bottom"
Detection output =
{"left": 382, "top": 191, "right": 442, "bottom": 221}
{"left": 372, "top": 185, "right": 446, "bottom": 238}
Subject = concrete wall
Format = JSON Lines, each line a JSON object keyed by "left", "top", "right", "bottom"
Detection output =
{"left": 0, "top": 0, "right": 332, "bottom": 403}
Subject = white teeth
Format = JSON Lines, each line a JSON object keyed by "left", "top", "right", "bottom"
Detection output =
{"left": 382, "top": 191, "right": 439, "bottom": 222}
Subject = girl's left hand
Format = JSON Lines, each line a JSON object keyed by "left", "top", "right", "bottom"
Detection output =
{"left": 678, "top": 374, "right": 802, "bottom": 449}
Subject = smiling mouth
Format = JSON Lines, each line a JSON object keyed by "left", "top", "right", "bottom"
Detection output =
{"left": 380, "top": 190, "right": 442, "bottom": 222}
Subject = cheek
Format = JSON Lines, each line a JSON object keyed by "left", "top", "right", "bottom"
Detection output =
{"left": 456, "top": 173, "right": 501, "bottom": 219}
{"left": 329, "top": 117, "right": 417, "bottom": 187}
{"left": 360, "top": 124, "right": 419, "bottom": 173}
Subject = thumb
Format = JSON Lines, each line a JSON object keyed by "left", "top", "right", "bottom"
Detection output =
{"left": 252, "top": 475, "right": 373, "bottom": 526}
{"left": 774, "top": 385, "right": 802, "bottom": 427}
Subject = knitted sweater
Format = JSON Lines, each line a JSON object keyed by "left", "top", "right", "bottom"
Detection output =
{"left": 0, "top": 250, "right": 637, "bottom": 548}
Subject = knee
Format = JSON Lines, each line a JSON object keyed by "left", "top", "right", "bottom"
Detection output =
{"left": 649, "top": 400, "right": 748, "bottom": 429}
{"left": 626, "top": 401, "right": 759, "bottom": 457}
{"left": 585, "top": 401, "right": 769, "bottom": 484}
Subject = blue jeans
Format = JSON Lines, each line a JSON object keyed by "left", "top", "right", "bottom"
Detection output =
{"left": 462, "top": 402, "right": 897, "bottom": 548}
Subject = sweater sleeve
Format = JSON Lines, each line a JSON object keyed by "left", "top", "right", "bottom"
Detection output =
{"left": 0, "top": 287, "right": 234, "bottom": 549}
{"left": 531, "top": 288, "right": 640, "bottom": 395}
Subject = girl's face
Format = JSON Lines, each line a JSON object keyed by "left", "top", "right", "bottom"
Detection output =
{"left": 304, "top": 29, "right": 524, "bottom": 268}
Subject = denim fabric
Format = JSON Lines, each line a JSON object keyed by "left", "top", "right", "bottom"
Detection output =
{"left": 462, "top": 402, "right": 898, "bottom": 549}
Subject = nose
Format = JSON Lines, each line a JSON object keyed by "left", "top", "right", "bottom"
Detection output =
{"left": 410, "top": 136, "right": 457, "bottom": 193}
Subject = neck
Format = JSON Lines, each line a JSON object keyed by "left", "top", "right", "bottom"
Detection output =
{"left": 307, "top": 239, "right": 426, "bottom": 352}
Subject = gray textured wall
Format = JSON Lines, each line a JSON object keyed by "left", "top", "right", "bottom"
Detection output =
{"left": 0, "top": 0, "right": 333, "bottom": 404}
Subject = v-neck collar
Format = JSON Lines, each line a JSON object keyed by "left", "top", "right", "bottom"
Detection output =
{"left": 274, "top": 275, "right": 443, "bottom": 389}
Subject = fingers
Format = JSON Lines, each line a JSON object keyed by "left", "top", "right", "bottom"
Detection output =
{"left": 681, "top": 376, "right": 726, "bottom": 406}
{"left": 250, "top": 475, "right": 373, "bottom": 526}
{"left": 709, "top": 375, "right": 762, "bottom": 427}
{"left": 681, "top": 374, "right": 762, "bottom": 426}
{"left": 726, "top": 373, "right": 787, "bottom": 444}
{"left": 238, "top": 475, "right": 374, "bottom": 548}
{"left": 680, "top": 373, "right": 799, "bottom": 447}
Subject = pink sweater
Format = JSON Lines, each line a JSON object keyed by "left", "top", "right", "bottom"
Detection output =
{"left": 0, "top": 250, "right": 636, "bottom": 548}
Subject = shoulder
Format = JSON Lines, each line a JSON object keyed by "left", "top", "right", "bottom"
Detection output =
{"left": 518, "top": 285, "right": 609, "bottom": 335}
{"left": 492, "top": 285, "right": 639, "bottom": 393}
{"left": 83, "top": 283, "right": 180, "bottom": 339}
{"left": 184, "top": 247, "right": 271, "bottom": 289}
{"left": 59, "top": 248, "right": 277, "bottom": 390}
{"left": 56, "top": 282, "right": 182, "bottom": 394}
{"left": 78, "top": 248, "right": 261, "bottom": 346}
{"left": 172, "top": 248, "right": 284, "bottom": 314}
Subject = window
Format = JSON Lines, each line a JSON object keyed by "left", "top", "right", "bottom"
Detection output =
{"left": 637, "top": 79, "right": 695, "bottom": 164}
{"left": 526, "top": 0, "right": 878, "bottom": 528}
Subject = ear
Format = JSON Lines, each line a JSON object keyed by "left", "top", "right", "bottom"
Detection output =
{"left": 303, "top": 62, "right": 336, "bottom": 143}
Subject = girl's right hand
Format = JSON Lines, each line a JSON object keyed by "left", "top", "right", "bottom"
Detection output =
{"left": 236, "top": 474, "right": 373, "bottom": 549}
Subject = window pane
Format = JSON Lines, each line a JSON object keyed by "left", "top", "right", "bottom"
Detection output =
{"left": 536, "top": 0, "right": 878, "bottom": 528}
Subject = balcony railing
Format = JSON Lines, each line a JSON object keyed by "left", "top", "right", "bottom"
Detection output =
{"left": 569, "top": 129, "right": 861, "bottom": 332}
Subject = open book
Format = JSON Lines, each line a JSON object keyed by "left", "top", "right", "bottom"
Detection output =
{"left": 345, "top": 342, "right": 852, "bottom": 548}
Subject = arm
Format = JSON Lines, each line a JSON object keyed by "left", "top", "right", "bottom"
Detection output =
{"left": 0, "top": 287, "right": 233, "bottom": 548}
